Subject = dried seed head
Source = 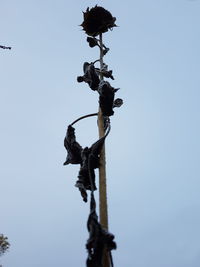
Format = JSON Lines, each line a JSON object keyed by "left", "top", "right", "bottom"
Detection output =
{"left": 81, "top": 5, "right": 116, "bottom": 37}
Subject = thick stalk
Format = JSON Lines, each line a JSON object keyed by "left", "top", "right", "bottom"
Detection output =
{"left": 98, "top": 33, "right": 110, "bottom": 267}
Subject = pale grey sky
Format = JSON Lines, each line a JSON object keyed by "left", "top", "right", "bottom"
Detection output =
{"left": 1, "top": 1, "right": 200, "bottom": 266}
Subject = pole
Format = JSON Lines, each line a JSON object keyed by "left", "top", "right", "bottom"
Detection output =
{"left": 98, "top": 33, "right": 110, "bottom": 267}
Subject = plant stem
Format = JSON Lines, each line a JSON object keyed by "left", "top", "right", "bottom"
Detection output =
{"left": 98, "top": 33, "right": 110, "bottom": 267}
{"left": 70, "top": 113, "right": 98, "bottom": 126}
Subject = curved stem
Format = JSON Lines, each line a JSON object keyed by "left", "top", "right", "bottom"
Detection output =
{"left": 92, "top": 59, "right": 100, "bottom": 65}
{"left": 70, "top": 113, "right": 98, "bottom": 126}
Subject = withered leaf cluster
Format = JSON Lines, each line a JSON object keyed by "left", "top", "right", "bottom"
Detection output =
{"left": 86, "top": 193, "right": 116, "bottom": 267}
{"left": 64, "top": 122, "right": 110, "bottom": 202}
{"left": 63, "top": 120, "right": 116, "bottom": 266}
{"left": 77, "top": 62, "right": 100, "bottom": 91}
{"left": 77, "top": 62, "right": 122, "bottom": 117}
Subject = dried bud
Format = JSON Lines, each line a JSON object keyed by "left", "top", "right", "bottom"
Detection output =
{"left": 77, "top": 76, "right": 84, "bottom": 83}
{"left": 113, "top": 98, "right": 123, "bottom": 108}
{"left": 81, "top": 6, "right": 116, "bottom": 37}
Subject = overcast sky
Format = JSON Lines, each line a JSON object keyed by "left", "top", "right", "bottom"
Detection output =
{"left": 1, "top": 0, "right": 200, "bottom": 266}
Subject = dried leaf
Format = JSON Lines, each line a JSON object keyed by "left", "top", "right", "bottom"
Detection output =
{"left": 63, "top": 125, "right": 83, "bottom": 165}
{"left": 77, "top": 62, "right": 100, "bottom": 91}
{"left": 75, "top": 147, "right": 97, "bottom": 202}
{"left": 95, "top": 68, "right": 114, "bottom": 80}
{"left": 102, "top": 70, "right": 114, "bottom": 80}
{"left": 87, "top": 37, "right": 99, "bottom": 48}
{"left": 98, "top": 81, "right": 116, "bottom": 116}
{"left": 86, "top": 193, "right": 116, "bottom": 266}
{"left": 103, "top": 47, "right": 110, "bottom": 55}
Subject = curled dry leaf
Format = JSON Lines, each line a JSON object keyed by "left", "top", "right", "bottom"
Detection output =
{"left": 76, "top": 147, "right": 97, "bottom": 202}
{"left": 87, "top": 37, "right": 99, "bottom": 48}
{"left": 63, "top": 125, "right": 83, "bottom": 165}
{"left": 86, "top": 193, "right": 116, "bottom": 267}
{"left": 81, "top": 6, "right": 116, "bottom": 37}
{"left": 77, "top": 62, "right": 100, "bottom": 91}
{"left": 101, "top": 70, "right": 114, "bottom": 80}
{"left": 86, "top": 37, "right": 109, "bottom": 56}
{"left": 96, "top": 68, "right": 114, "bottom": 80}
{"left": 98, "top": 81, "right": 116, "bottom": 116}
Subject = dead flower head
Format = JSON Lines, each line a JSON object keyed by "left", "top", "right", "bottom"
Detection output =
{"left": 81, "top": 5, "right": 116, "bottom": 37}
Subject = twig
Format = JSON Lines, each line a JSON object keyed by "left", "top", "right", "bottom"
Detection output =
{"left": 0, "top": 45, "right": 11, "bottom": 50}
{"left": 71, "top": 113, "right": 98, "bottom": 126}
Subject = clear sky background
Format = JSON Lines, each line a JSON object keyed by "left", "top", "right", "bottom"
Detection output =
{"left": 1, "top": 0, "right": 200, "bottom": 266}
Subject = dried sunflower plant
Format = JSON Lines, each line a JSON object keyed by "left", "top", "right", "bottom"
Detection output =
{"left": 64, "top": 5, "right": 123, "bottom": 267}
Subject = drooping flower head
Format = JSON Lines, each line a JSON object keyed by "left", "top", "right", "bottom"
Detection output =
{"left": 81, "top": 5, "right": 116, "bottom": 37}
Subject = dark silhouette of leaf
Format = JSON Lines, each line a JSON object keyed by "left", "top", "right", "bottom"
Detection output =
{"left": 102, "top": 70, "right": 114, "bottom": 80}
{"left": 75, "top": 179, "right": 88, "bottom": 203}
{"left": 86, "top": 193, "right": 116, "bottom": 267}
{"left": 81, "top": 6, "right": 116, "bottom": 37}
{"left": 96, "top": 68, "right": 114, "bottom": 80}
{"left": 103, "top": 47, "right": 110, "bottom": 55}
{"left": 77, "top": 62, "right": 100, "bottom": 91}
{"left": 86, "top": 37, "right": 109, "bottom": 55}
{"left": 75, "top": 147, "right": 97, "bottom": 202}
{"left": 87, "top": 37, "right": 99, "bottom": 48}
{"left": 63, "top": 125, "right": 83, "bottom": 165}
{"left": 75, "top": 123, "right": 110, "bottom": 202}
{"left": 98, "top": 81, "right": 116, "bottom": 116}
